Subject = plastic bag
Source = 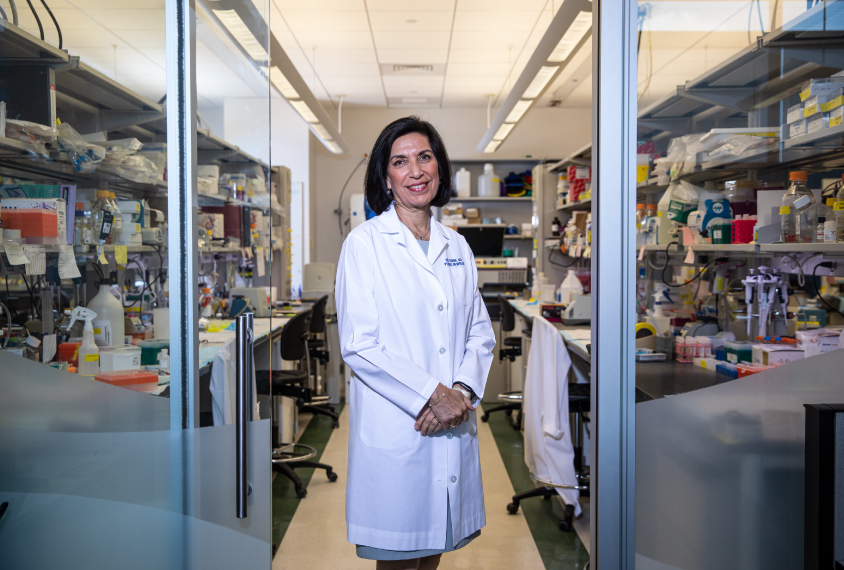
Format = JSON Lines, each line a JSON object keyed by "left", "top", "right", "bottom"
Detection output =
{"left": 705, "top": 135, "right": 777, "bottom": 163}
{"left": 104, "top": 154, "right": 159, "bottom": 184}
{"left": 103, "top": 138, "right": 143, "bottom": 160}
{"left": 56, "top": 123, "right": 105, "bottom": 173}
{"left": 667, "top": 180, "right": 703, "bottom": 224}
{"left": 4, "top": 119, "right": 56, "bottom": 155}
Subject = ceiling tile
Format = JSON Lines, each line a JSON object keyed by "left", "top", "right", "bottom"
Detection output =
{"left": 280, "top": 11, "right": 370, "bottom": 32}
{"left": 286, "top": 30, "right": 374, "bottom": 49}
{"left": 377, "top": 49, "right": 448, "bottom": 64}
{"left": 366, "top": 0, "right": 454, "bottom": 10}
{"left": 457, "top": 0, "right": 547, "bottom": 9}
{"left": 298, "top": 48, "right": 378, "bottom": 64}
{"left": 449, "top": 30, "right": 539, "bottom": 50}
{"left": 381, "top": 75, "right": 443, "bottom": 96}
{"left": 272, "top": 0, "right": 366, "bottom": 9}
{"left": 368, "top": 11, "right": 453, "bottom": 32}
{"left": 446, "top": 62, "right": 510, "bottom": 77}
{"left": 452, "top": 10, "right": 542, "bottom": 31}
{"left": 373, "top": 31, "right": 451, "bottom": 50}
{"left": 313, "top": 62, "right": 381, "bottom": 76}
{"left": 448, "top": 48, "right": 520, "bottom": 63}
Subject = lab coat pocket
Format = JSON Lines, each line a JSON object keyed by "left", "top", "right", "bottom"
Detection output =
{"left": 360, "top": 384, "right": 422, "bottom": 451}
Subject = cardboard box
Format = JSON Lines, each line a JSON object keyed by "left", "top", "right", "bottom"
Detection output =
{"left": 800, "top": 77, "right": 844, "bottom": 101}
{"left": 441, "top": 214, "right": 465, "bottom": 225}
{"left": 464, "top": 207, "right": 480, "bottom": 219}
{"left": 821, "top": 88, "right": 844, "bottom": 112}
{"left": 752, "top": 344, "right": 804, "bottom": 366}
{"left": 788, "top": 119, "right": 808, "bottom": 138}
{"left": 787, "top": 103, "right": 803, "bottom": 123}
{"left": 829, "top": 105, "right": 844, "bottom": 128}
{"left": 442, "top": 205, "right": 463, "bottom": 216}
{"left": 808, "top": 112, "right": 829, "bottom": 134}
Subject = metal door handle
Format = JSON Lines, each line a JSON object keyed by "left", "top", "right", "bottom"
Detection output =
{"left": 235, "top": 313, "right": 254, "bottom": 519}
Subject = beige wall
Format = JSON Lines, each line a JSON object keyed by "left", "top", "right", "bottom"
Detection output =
{"left": 311, "top": 106, "right": 591, "bottom": 265}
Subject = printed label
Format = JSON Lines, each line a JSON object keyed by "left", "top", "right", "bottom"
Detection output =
{"left": 84, "top": 353, "right": 99, "bottom": 362}
{"left": 779, "top": 206, "right": 791, "bottom": 215}
{"left": 668, "top": 200, "right": 696, "bottom": 223}
{"left": 834, "top": 201, "right": 844, "bottom": 211}
{"left": 92, "top": 320, "right": 111, "bottom": 346}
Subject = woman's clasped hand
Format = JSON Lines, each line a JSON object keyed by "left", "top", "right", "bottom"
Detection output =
{"left": 414, "top": 383, "right": 473, "bottom": 436}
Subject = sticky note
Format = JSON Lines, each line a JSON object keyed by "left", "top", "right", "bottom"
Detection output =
{"left": 638, "top": 245, "right": 645, "bottom": 261}
{"left": 114, "top": 245, "right": 128, "bottom": 265}
{"left": 98, "top": 247, "right": 107, "bottom": 265}
{"left": 25, "top": 253, "right": 46, "bottom": 275}
{"left": 684, "top": 247, "right": 695, "bottom": 265}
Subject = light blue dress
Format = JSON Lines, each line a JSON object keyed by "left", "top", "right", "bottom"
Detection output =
{"left": 355, "top": 238, "right": 481, "bottom": 561}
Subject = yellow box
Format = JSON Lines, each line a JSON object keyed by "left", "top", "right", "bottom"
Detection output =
{"left": 830, "top": 106, "right": 844, "bottom": 127}
{"left": 636, "top": 165, "right": 649, "bottom": 183}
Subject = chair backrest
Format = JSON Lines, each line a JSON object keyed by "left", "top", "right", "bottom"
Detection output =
{"left": 280, "top": 309, "right": 312, "bottom": 362}
{"left": 309, "top": 295, "right": 329, "bottom": 334}
{"left": 498, "top": 295, "right": 515, "bottom": 332}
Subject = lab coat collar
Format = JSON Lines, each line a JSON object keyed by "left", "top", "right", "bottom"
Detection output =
{"left": 377, "top": 203, "right": 450, "bottom": 275}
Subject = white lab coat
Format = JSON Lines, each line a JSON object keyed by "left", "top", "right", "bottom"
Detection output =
{"left": 209, "top": 338, "right": 259, "bottom": 426}
{"left": 523, "top": 316, "right": 581, "bottom": 516}
{"left": 336, "top": 204, "right": 496, "bottom": 551}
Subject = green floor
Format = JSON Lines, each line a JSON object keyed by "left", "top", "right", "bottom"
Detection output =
{"left": 484, "top": 406, "right": 590, "bottom": 570}
{"left": 271, "top": 404, "right": 344, "bottom": 556}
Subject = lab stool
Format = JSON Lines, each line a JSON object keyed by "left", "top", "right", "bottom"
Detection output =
{"left": 304, "top": 295, "right": 339, "bottom": 428}
{"left": 507, "top": 382, "right": 590, "bottom": 531}
{"left": 480, "top": 390, "right": 523, "bottom": 430}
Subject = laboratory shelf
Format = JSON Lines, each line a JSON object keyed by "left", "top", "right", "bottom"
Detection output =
{"left": 637, "top": 179, "right": 667, "bottom": 194}
{"left": 637, "top": 86, "right": 747, "bottom": 141}
{"left": 450, "top": 196, "right": 533, "bottom": 202}
{"left": 784, "top": 123, "right": 844, "bottom": 150}
{"left": 557, "top": 198, "right": 592, "bottom": 211}
{"left": 548, "top": 143, "right": 592, "bottom": 172}
{"left": 0, "top": 19, "right": 68, "bottom": 64}
{"left": 0, "top": 136, "right": 48, "bottom": 158}
{"left": 760, "top": 243, "right": 844, "bottom": 255}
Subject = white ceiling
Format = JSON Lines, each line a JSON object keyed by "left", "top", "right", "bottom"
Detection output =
{"left": 5, "top": 0, "right": 819, "bottom": 122}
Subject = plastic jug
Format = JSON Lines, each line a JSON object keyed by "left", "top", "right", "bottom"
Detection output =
{"left": 781, "top": 171, "right": 814, "bottom": 243}
{"left": 87, "top": 279, "right": 126, "bottom": 347}
{"left": 477, "top": 164, "right": 500, "bottom": 197}
{"left": 657, "top": 183, "right": 676, "bottom": 244}
{"left": 559, "top": 270, "right": 584, "bottom": 304}
{"left": 454, "top": 167, "right": 471, "bottom": 198}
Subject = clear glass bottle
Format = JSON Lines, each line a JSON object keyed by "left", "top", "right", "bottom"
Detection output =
{"left": 74, "top": 201, "right": 92, "bottom": 247}
{"left": 108, "top": 191, "right": 123, "bottom": 239}
{"left": 781, "top": 171, "right": 814, "bottom": 243}
{"left": 89, "top": 190, "right": 115, "bottom": 246}
{"left": 636, "top": 203, "right": 647, "bottom": 230}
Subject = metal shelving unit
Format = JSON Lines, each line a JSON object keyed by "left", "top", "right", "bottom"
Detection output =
{"left": 557, "top": 198, "right": 591, "bottom": 211}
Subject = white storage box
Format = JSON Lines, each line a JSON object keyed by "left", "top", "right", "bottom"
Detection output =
{"left": 197, "top": 165, "right": 220, "bottom": 180}
{"left": 787, "top": 103, "right": 803, "bottom": 124}
{"left": 830, "top": 106, "right": 844, "bottom": 128}
{"left": 752, "top": 344, "right": 804, "bottom": 366}
{"left": 808, "top": 112, "right": 829, "bottom": 134}
{"left": 99, "top": 345, "right": 141, "bottom": 372}
{"left": 788, "top": 119, "right": 808, "bottom": 139}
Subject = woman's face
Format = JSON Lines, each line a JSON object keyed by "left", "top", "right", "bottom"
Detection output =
{"left": 386, "top": 132, "right": 439, "bottom": 210}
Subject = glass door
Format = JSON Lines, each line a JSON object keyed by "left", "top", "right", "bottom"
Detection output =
{"left": 0, "top": 0, "right": 274, "bottom": 565}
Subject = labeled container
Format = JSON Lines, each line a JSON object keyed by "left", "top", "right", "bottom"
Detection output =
{"left": 725, "top": 340, "right": 755, "bottom": 364}
{"left": 780, "top": 171, "right": 815, "bottom": 243}
{"left": 94, "top": 370, "right": 158, "bottom": 387}
{"left": 477, "top": 164, "right": 500, "bottom": 197}
{"left": 99, "top": 345, "right": 142, "bottom": 372}
{"left": 88, "top": 280, "right": 126, "bottom": 347}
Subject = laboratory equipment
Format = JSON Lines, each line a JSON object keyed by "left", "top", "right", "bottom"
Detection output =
{"left": 135, "top": 338, "right": 170, "bottom": 365}
{"left": 454, "top": 167, "right": 471, "bottom": 198}
{"left": 457, "top": 226, "right": 505, "bottom": 257}
{"left": 88, "top": 190, "right": 115, "bottom": 254}
{"left": 559, "top": 269, "right": 584, "bottom": 304}
{"left": 99, "top": 345, "right": 141, "bottom": 372}
{"left": 230, "top": 287, "right": 272, "bottom": 317}
{"left": 741, "top": 267, "right": 788, "bottom": 339}
{"left": 88, "top": 279, "right": 126, "bottom": 347}
{"left": 69, "top": 306, "right": 99, "bottom": 376}
{"left": 562, "top": 293, "right": 591, "bottom": 325}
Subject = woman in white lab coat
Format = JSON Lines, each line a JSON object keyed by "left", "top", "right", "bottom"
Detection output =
{"left": 336, "top": 116, "right": 496, "bottom": 570}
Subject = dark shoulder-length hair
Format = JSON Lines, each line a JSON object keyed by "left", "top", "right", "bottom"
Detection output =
{"left": 364, "top": 116, "right": 452, "bottom": 215}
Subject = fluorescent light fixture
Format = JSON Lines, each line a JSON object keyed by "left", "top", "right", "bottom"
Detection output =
{"left": 505, "top": 100, "right": 533, "bottom": 124}
{"left": 326, "top": 140, "right": 343, "bottom": 154}
{"left": 290, "top": 100, "right": 319, "bottom": 123}
{"left": 312, "top": 123, "right": 332, "bottom": 140}
{"left": 266, "top": 66, "right": 299, "bottom": 99}
{"left": 213, "top": 9, "right": 268, "bottom": 61}
{"left": 548, "top": 12, "right": 592, "bottom": 63}
{"left": 523, "top": 66, "right": 558, "bottom": 99}
{"left": 493, "top": 123, "right": 515, "bottom": 141}
{"left": 484, "top": 140, "right": 502, "bottom": 153}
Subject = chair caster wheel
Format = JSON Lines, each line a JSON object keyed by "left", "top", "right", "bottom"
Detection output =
{"left": 504, "top": 409, "right": 512, "bottom": 417}
{"left": 481, "top": 414, "right": 489, "bottom": 422}
{"left": 558, "top": 520, "right": 571, "bottom": 532}
{"left": 506, "top": 503, "right": 519, "bottom": 515}
{"left": 333, "top": 421, "right": 340, "bottom": 429}
{"left": 327, "top": 470, "right": 338, "bottom": 482}
{"left": 296, "top": 488, "right": 307, "bottom": 499}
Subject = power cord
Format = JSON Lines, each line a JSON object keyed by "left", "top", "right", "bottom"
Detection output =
{"left": 23, "top": 0, "right": 43, "bottom": 40}
{"left": 335, "top": 155, "right": 368, "bottom": 236}
{"left": 39, "top": 0, "right": 61, "bottom": 49}
{"left": 660, "top": 242, "right": 727, "bottom": 290}
{"left": 812, "top": 261, "right": 844, "bottom": 319}
{"left": 548, "top": 246, "right": 578, "bottom": 268}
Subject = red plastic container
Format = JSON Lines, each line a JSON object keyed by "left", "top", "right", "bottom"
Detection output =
{"left": 732, "top": 219, "right": 755, "bottom": 244}
{"left": 57, "top": 342, "right": 82, "bottom": 367}
{"left": 94, "top": 370, "right": 158, "bottom": 387}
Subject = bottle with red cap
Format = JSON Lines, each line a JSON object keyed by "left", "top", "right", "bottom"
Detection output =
{"left": 780, "top": 171, "right": 815, "bottom": 243}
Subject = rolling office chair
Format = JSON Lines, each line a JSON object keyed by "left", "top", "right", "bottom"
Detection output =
{"left": 256, "top": 309, "right": 337, "bottom": 499}
{"left": 480, "top": 295, "right": 524, "bottom": 429}
{"left": 506, "top": 382, "right": 591, "bottom": 532}
{"left": 303, "top": 295, "right": 340, "bottom": 428}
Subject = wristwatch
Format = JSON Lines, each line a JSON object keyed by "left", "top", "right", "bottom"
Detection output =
{"left": 453, "top": 382, "right": 479, "bottom": 406}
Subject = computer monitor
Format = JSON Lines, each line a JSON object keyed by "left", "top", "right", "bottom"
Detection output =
{"left": 456, "top": 226, "right": 505, "bottom": 257}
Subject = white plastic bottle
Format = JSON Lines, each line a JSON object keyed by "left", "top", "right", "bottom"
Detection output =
{"left": 88, "top": 279, "right": 126, "bottom": 347}
{"left": 559, "top": 269, "right": 584, "bottom": 304}
{"left": 454, "top": 167, "right": 471, "bottom": 198}
{"left": 657, "top": 183, "right": 676, "bottom": 245}
{"left": 477, "top": 163, "right": 500, "bottom": 197}
{"left": 651, "top": 292, "right": 671, "bottom": 336}
{"left": 69, "top": 307, "right": 100, "bottom": 376}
